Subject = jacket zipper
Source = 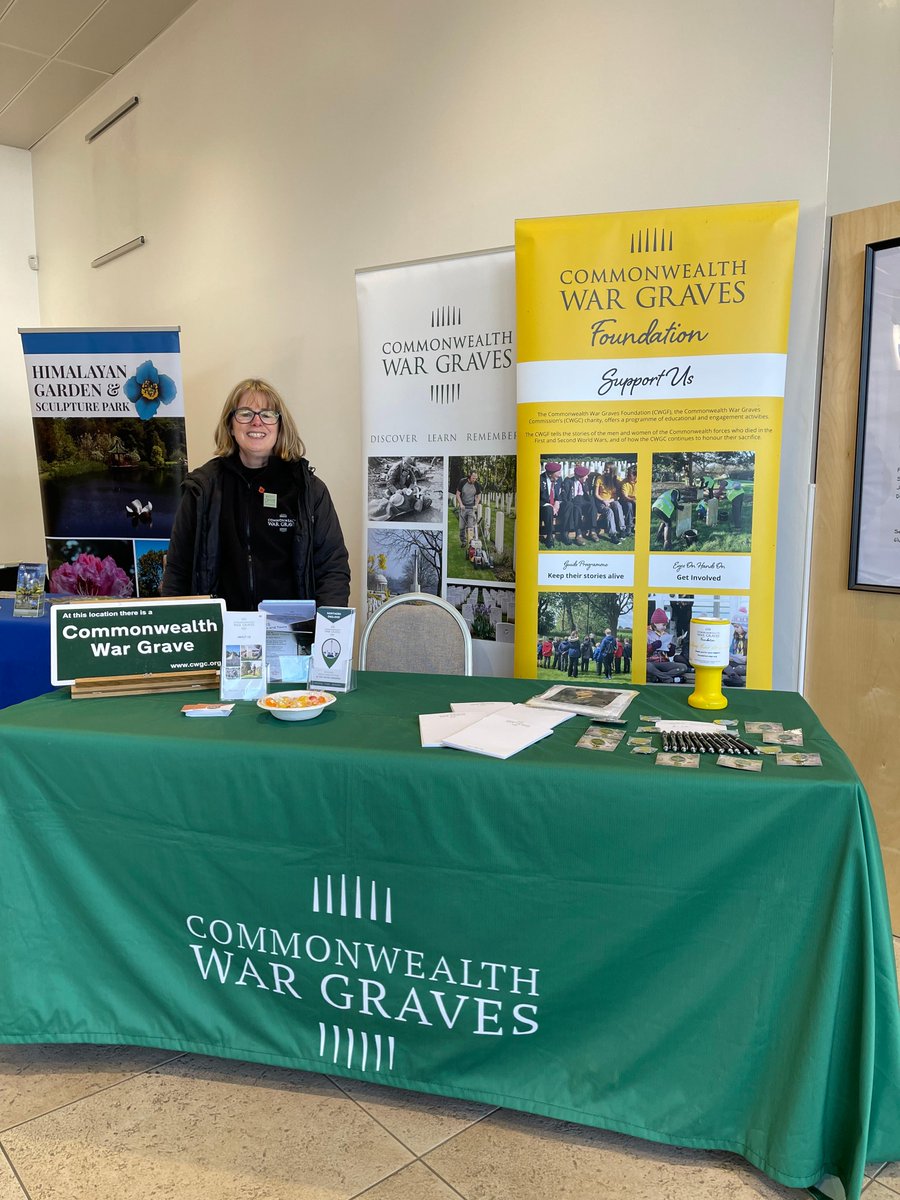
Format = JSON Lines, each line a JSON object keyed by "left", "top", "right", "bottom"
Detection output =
{"left": 244, "top": 479, "right": 255, "bottom": 604}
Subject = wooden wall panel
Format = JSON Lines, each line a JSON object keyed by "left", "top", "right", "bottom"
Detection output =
{"left": 806, "top": 200, "right": 900, "bottom": 928}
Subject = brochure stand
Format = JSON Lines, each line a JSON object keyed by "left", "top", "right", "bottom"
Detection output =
{"left": 308, "top": 607, "right": 356, "bottom": 693}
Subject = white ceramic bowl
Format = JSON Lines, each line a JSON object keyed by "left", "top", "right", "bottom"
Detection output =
{"left": 257, "top": 690, "right": 336, "bottom": 722}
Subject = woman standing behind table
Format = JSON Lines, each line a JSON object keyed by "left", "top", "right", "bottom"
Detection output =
{"left": 162, "top": 379, "right": 350, "bottom": 610}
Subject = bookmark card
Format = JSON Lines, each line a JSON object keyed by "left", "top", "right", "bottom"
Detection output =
{"left": 577, "top": 728, "right": 625, "bottom": 752}
{"left": 220, "top": 611, "right": 267, "bottom": 701}
{"left": 717, "top": 754, "right": 762, "bottom": 772}
{"left": 777, "top": 752, "right": 822, "bottom": 767}
{"left": 631, "top": 744, "right": 657, "bottom": 756}
{"left": 628, "top": 736, "right": 654, "bottom": 746}
{"left": 309, "top": 607, "right": 355, "bottom": 692}
{"left": 762, "top": 728, "right": 803, "bottom": 747}
{"left": 745, "top": 721, "right": 783, "bottom": 735}
{"left": 657, "top": 752, "right": 699, "bottom": 768}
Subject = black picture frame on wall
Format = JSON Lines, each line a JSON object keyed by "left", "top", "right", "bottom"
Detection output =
{"left": 849, "top": 235, "right": 900, "bottom": 592}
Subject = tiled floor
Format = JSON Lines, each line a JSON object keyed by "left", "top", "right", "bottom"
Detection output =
{"left": 0, "top": 942, "right": 898, "bottom": 1200}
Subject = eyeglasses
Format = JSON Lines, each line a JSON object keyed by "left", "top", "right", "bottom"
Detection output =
{"left": 232, "top": 407, "right": 280, "bottom": 425}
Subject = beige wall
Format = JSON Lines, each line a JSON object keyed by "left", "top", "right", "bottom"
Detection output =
{"left": 0, "top": 146, "right": 42, "bottom": 562}
{"left": 13, "top": 0, "right": 835, "bottom": 688}
{"left": 829, "top": 0, "right": 900, "bottom": 215}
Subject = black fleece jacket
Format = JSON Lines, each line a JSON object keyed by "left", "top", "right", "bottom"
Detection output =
{"left": 161, "top": 455, "right": 350, "bottom": 609}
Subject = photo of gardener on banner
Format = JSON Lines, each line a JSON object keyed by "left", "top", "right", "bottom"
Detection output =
{"left": 649, "top": 451, "right": 754, "bottom": 554}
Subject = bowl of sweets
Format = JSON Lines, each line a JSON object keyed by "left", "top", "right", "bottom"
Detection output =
{"left": 257, "top": 690, "right": 336, "bottom": 722}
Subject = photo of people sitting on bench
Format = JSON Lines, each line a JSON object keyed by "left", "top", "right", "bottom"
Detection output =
{"left": 539, "top": 455, "right": 637, "bottom": 551}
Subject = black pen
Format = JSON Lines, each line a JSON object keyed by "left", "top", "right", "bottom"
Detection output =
{"left": 733, "top": 736, "right": 760, "bottom": 755}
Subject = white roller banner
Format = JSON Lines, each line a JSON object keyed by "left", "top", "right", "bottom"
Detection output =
{"left": 356, "top": 249, "right": 517, "bottom": 677}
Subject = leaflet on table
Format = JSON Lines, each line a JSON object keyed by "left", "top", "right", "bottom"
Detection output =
{"left": 441, "top": 708, "right": 564, "bottom": 760}
{"left": 182, "top": 702, "right": 234, "bottom": 718}
{"left": 449, "top": 701, "right": 516, "bottom": 715}
{"left": 13, "top": 562, "right": 46, "bottom": 617}
{"left": 257, "top": 599, "right": 316, "bottom": 683}
{"left": 308, "top": 607, "right": 356, "bottom": 692}
{"left": 220, "top": 611, "right": 267, "bottom": 701}
{"left": 419, "top": 702, "right": 571, "bottom": 749}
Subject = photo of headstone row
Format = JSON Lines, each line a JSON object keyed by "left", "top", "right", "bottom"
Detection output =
{"left": 446, "top": 584, "right": 515, "bottom": 643}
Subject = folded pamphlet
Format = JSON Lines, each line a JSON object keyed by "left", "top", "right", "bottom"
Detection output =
{"left": 419, "top": 710, "right": 485, "bottom": 748}
{"left": 440, "top": 705, "right": 569, "bottom": 760}
{"left": 449, "top": 701, "right": 516, "bottom": 715}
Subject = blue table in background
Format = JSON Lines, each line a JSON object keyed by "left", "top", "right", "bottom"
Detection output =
{"left": 0, "top": 596, "right": 56, "bottom": 708}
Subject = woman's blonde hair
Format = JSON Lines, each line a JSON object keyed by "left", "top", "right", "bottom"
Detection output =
{"left": 213, "top": 378, "right": 305, "bottom": 461}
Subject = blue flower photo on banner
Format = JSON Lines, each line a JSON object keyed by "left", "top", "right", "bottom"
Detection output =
{"left": 124, "top": 359, "right": 178, "bottom": 419}
{"left": 21, "top": 328, "right": 187, "bottom": 595}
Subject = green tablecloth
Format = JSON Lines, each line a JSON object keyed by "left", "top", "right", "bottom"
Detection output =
{"left": 0, "top": 674, "right": 898, "bottom": 1197}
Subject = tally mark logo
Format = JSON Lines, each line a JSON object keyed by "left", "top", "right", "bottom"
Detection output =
{"left": 320, "top": 1023, "right": 396, "bottom": 1072}
{"left": 431, "top": 305, "right": 462, "bottom": 327}
{"left": 313, "top": 873, "right": 393, "bottom": 923}
{"left": 430, "top": 382, "right": 460, "bottom": 406}
{"left": 630, "top": 227, "right": 674, "bottom": 254}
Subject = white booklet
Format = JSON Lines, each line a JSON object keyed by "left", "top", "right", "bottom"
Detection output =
{"left": 441, "top": 705, "right": 570, "bottom": 760}
{"left": 421, "top": 704, "right": 570, "bottom": 748}
{"left": 419, "top": 710, "right": 484, "bottom": 748}
{"left": 449, "top": 701, "right": 516, "bottom": 715}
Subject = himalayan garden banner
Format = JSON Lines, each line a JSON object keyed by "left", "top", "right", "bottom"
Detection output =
{"left": 20, "top": 328, "right": 186, "bottom": 600}
{"left": 514, "top": 201, "right": 798, "bottom": 689}
{"left": 356, "top": 250, "right": 517, "bottom": 677}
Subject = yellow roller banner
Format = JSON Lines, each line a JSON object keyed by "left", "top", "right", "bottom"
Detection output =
{"left": 515, "top": 201, "right": 798, "bottom": 690}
